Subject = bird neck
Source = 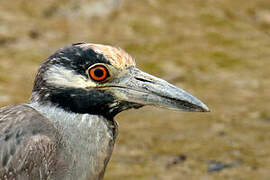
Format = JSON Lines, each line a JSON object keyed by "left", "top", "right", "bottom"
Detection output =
{"left": 27, "top": 102, "right": 118, "bottom": 139}
{"left": 27, "top": 102, "right": 118, "bottom": 179}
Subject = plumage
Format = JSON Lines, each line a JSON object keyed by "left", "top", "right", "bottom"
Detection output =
{"left": 0, "top": 43, "right": 209, "bottom": 180}
{"left": 0, "top": 105, "right": 61, "bottom": 180}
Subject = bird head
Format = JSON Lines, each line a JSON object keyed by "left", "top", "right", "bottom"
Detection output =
{"left": 31, "top": 43, "right": 209, "bottom": 118}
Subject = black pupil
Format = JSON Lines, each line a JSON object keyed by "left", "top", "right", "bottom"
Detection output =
{"left": 94, "top": 68, "right": 104, "bottom": 78}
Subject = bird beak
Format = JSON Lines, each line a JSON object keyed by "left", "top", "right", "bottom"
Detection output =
{"left": 105, "top": 67, "right": 209, "bottom": 112}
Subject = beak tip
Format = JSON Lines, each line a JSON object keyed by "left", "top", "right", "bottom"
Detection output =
{"left": 198, "top": 103, "right": 210, "bottom": 112}
{"left": 202, "top": 107, "right": 210, "bottom": 112}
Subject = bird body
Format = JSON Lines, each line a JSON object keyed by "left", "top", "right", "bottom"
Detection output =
{"left": 0, "top": 104, "right": 61, "bottom": 180}
{"left": 0, "top": 43, "right": 209, "bottom": 180}
{"left": 0, "top": 103, "right": 116, "bottom": 180}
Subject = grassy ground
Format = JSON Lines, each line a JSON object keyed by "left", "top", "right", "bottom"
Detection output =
{"left": 1, "top": 0, "right": 270, "bottom": 179}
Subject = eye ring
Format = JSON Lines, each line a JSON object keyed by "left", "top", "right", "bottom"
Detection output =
{"left": 88, "top": 65, "right": 110, "bottom": 82}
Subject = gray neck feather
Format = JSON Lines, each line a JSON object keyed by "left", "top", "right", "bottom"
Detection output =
{"left": 27, "top": 102, "right": 117, "bottom": 180}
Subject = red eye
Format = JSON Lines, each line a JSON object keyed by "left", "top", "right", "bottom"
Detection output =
{"left": 88, "top": 65, "right": 109, "bottom": 82}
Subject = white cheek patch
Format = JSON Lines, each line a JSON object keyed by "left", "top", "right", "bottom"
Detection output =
{"left": 45, "top": 65, "right": 96, "bottom": 88}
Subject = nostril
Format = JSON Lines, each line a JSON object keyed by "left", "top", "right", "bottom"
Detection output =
{"left": 135, "top": 77, "right": 154, "bottom": 83}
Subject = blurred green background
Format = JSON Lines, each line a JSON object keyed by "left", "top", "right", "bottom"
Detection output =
{"left": 1, "top": 0, "right": 270, "bottom": 179}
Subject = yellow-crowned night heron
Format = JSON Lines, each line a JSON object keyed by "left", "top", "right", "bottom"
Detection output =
{"left": 0, "top": 43, "right": 209, "bottom": 180}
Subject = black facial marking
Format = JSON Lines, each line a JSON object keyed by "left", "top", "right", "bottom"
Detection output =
{"left": 48, "top": 88, "right": 116, "bottom": 117}
{"left": 47, "top": 45, "right": 111, "bottom": 75}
